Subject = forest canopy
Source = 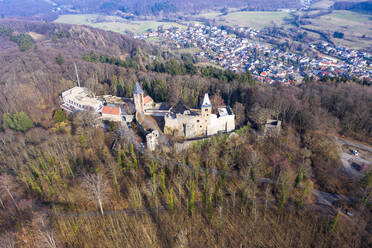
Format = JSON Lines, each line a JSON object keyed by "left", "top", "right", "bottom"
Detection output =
{"left": 0, "top": 20, "right": 371, "bottom": 248}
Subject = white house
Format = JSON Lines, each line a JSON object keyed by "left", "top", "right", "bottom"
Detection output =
{"left": 101, "top": 105, "right": 122, "bottom": 122}
{"left": 61, "top": 87, "right": 102, "bottom": 113}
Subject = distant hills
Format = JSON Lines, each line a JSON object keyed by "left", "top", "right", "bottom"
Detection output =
{"left": 332, "top": 1, "right": 372, "bottom": 14}
{"left": 0, "top": 0, "right": 303, "bottom": 20}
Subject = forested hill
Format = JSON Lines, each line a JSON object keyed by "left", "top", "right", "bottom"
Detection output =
{"left": 332, "top": 1, "right": 372, "bottom": 14}
{"left": 0, "top": 0, "right": 302, "bottom": 19}
{"left": 0, "top": 19, "right": 151, "bottom": 123}
{"left": 0, "top": 19, "right": 371, "bottom": 141}
{"left": 0, "top": 19, "right": 372, "bottom": 247}
{"left": 76, "top": 0, "right": 302, "bottom": 15}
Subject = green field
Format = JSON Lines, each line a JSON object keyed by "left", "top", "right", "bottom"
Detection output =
{"left": 194, "top": 10, "right": 291, "bottom": 29}
{"left": 303, "top": 10, "right": 372, "bottom": 50}
{"left": 55, "top": 14, "right": 186, "bottom": 35}
{"left": 195, "top": 10, "right": 221, "bottom": 19}
{"left": 329, "top": 10, "right": 372, "bottom": 23}
{"left": 216, "top": 11, "right": 290, "bottom": 29}
{"left": 310, "top": 0, "right": 334, "bottom": 9}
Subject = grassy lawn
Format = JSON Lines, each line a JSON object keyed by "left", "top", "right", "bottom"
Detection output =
{"left": 329, "top": 10, "right": 372, "bottom": 23}
{"left": 145, "top": 36, "right": 162, "bottom": 42}
{"left": 215, "top": 11, "right": 291, "bottom": 29}
{"left": 55, "top": 14, "right": 186, "bottom": 35}
{"left": 195, "top": 61, "right": 224, "bottom": 68}
{"left": 310, "top": 0, "right": 334, "bottom": 9}
{"left": 176, "top": 47, "right": 201, "bottom": 54}
{"left": 195, "top": 11, "right": 222, "bottom": 19}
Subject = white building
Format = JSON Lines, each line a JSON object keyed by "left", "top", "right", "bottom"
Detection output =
{"left": 61, "top": 87, "right": 103, "bottom": 113}
{"left": 101, "top": 105, "right": 122, "bottom": 122}
{"left": 146, "top": 129, "right": 160, "bottom": 151}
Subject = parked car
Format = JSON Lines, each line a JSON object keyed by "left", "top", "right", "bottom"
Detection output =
{"left": 360, "top": 163, "right": 367, "bottom": 172}
{"left": 345, "top": 209, "right": 354, "bottom": 217}
{"left": 351, "top": 162, "right": 367, "bottom": 172}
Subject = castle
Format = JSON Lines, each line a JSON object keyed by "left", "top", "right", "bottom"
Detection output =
{"left": 60, "top": 83, "right": 235, "bottom": 151}
{"left": 133, "top": 83, "right": 235, "bottom": 139}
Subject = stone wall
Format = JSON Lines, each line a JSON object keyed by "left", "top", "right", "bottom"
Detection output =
{"left": 146, "top": 130, "right": 160, "bottom": 151}
{"left": 206, "top": 114, "right": 235, "bottom": 136}
{"left": 164, "top": 113, "right": 206, "bottom": 138}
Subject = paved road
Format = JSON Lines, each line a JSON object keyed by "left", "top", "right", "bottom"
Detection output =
{"left": 334, "top": 136, "right": 371, "bottom": 178}
{"left": 340, "top": 153, "right": 368, "bottom": 178}
{"left": 336, "top": 137, "right": 372, "bottom": 153}
{"left": 313, "top": 189, "right": 352, "bottom": 207}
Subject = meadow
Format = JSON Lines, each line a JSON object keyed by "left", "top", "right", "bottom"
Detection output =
{"left": 310, "top": 0, "right": 334, "bottom": 9}
{"left": 303, "top": 10, "right": 372, "bottom": 50}
{"left": 55, "top": 14, "right": 186, "bottom": 35}
{"left": 214, "top": 11, "right": 291, "bottom": 29}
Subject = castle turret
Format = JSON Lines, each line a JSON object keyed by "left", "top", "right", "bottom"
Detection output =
{"left": 201, "top": 93, "right": 212, "bottom": 124}
{"left": 133, "top": 82, "right": 144, "bottom": 113}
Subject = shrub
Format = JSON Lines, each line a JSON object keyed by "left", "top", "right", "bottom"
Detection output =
{"left": 3, "top": 112, "right": 34, "bottom": 132}
{"left": 333, "top": 32, "right": 344, "bottom": 39}
{"left": 56, "top": 53, "right": 64, "bottom": 65}
{"left": 53, "top": 109, "right": 67, "bottom": 123}
{"left": 10, "top": 33, "right": 35, "bottom": 51}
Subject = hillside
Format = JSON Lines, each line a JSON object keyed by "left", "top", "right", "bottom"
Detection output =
{"left": 0, "top": 20, "right": 371, "bottom": 247}
{"left": 332, "top": 1, "right": 372, "bottom": 14}
{"left": 0, "top": 19, "right": 150, "bottom": 122}
{"left": 0, "top": 0, "right": 303, "bottom": 19}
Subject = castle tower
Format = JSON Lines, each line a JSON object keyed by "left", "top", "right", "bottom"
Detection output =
{"left": 133, "top": 82, "right": 144, "bottom": 113}
{"left": 201, "top": 93, "right": 212, "bottom": 125}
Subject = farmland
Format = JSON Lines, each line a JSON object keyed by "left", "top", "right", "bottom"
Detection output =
{"left": 196, "top": 10, "right": 291, "bottom": 29}
{"left": 216, "top": 11, "right": 291, "bottom": 29}
{"left": 54, "top": 10, "right": 372, "bottom": 51}
{"left": 55, "top": 14, "right": 186, "bottom": 35}
{"left": 55, "top": 11, "right": 293, "bottom": 36}
{"left": 302, "top": 10, "right": 372, "bottom": 50}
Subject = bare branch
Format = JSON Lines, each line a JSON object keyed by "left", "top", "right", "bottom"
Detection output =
{"left": 39, "top": 231, "right": 58, "bottom": 248}
{"left": 0, "top": 174, "right": 19, "bottom": 211}
{"left": 81, "top": 173, "right": 109, "bottom": 215}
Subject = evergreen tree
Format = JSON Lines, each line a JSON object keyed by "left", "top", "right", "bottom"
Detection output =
{"left": 3, "top": 112, "right": 34, "bottom": 132}
{"left": 110, "top": 75, "right": 118, "bottom": 96}
{"left": 53, "top": 109, "right": 67, "bottom": 123}
{"left": 56, "top": 53, "right": 64, "bottom": 65}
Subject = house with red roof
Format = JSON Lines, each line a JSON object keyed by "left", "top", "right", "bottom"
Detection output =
{"left": 101, "top": 105, "right": 122, "bottom": 122}
{"left": 143, "top": 95, "right": 154, "bottom": 109}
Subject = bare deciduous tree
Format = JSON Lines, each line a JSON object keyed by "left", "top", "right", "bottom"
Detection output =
{"left": 232, "top": 102, "right": 245, "bottom": 127}
{"left": 169, "top": 83, "right": 182, "bottom": 105}
{"left": 0, "top": 174, "right": 19, "bottom": 211}
{"left": 176, "top": 229, "right": 188, "bottom": 248}
{"left": 0, "top": 232, "right": 16, "bottom": 248}
{"left": 210, "top": 94, "right": 225, "bottom": 113}
{"left": 39, "top": 231, "right": 57, "bottom": 248}
{"left": 0, "top": 197, "right": 5, "bottom": 209}
{"left": 264, "top": 184, "right": 271, "bottom": 220}
{"left": 81, "top": 173, "right": 109, "bottom": 216}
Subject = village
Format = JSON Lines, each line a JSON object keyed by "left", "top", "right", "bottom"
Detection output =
{"left": 137, "top": 23, "right": 371, "bottom": 84}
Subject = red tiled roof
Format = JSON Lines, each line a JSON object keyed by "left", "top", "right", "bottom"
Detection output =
{"left": 143, "top": 95, "right": 153, "bottom": 105}
{"left": 102, "top": 106, "right": 120, "bottom": 115}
